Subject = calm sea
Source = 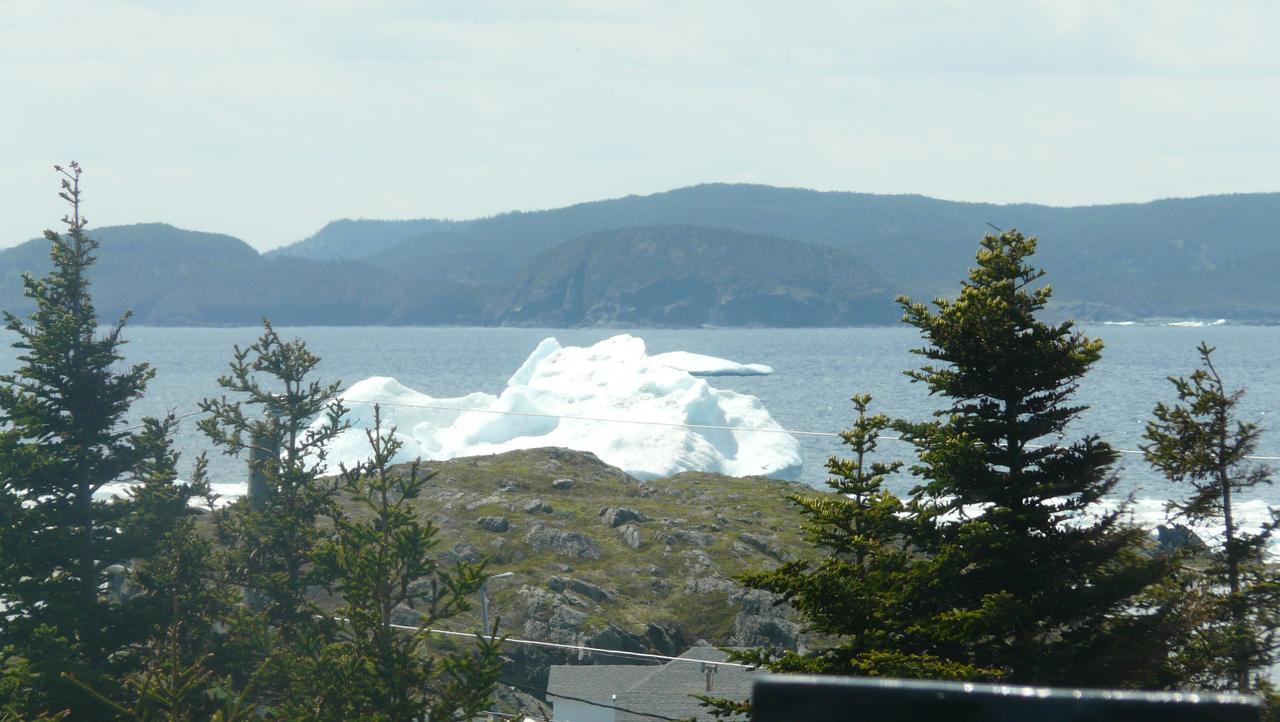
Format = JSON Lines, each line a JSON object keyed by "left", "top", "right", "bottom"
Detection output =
{"left": 1, "top": 325, "right": 1277, "bottom": 505}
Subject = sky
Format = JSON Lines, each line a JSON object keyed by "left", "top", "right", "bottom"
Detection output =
{"left": 1, "top": 0, "right": 1276, "bottom": 252}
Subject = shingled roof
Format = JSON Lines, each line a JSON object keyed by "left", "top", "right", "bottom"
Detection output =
{"left": 547, "top": 663, "right": 661, "bottom": 705}
{"left": 548, "top": 645, "right": 756, "bottom": 722}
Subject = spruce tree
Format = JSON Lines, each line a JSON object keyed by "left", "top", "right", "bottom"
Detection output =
{"left": 0, "top": 163, "right": 205, "bottom": 716}
{"left": 731, "top": 395, "right": 990, "bottom": 681}
{"left": 276, "top": 406, "right": 501, "bottom": 721}
{"left": 892, "top": 230, "right": 1179, "bottom": 685}
{"left": 198, "top": 321, "right": 348, "bottom": 641}
{"left": 1143, "top": 342, "right": 1279, "bottom": 692}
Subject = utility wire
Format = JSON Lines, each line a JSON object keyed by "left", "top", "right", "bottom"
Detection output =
{"left": 119, "top": 408, "right": 205, "bottom": 433}
{"left": 339, "top": 397, "right": 840, "bottom": 439}
{"left": 396, "top": 622, "right": 751, "bottom": 669}
{"left": 326, "top": 614, "right": 751, "bottom": 668}
{"left": 336, "top": 397, "right": 1280, "bottom": 462}
{"left": 506, "top": 681, "right": 695, "bottom": 722}
{"left": 327, "top": 616, "right": 751, "bottom": 721}
{"left": 108, "top": 400, "right": 1280, "bottom": 462}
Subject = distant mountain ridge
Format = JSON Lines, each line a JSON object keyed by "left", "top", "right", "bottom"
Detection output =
{"left": 3, "top": 184, "right": 1278, "bottom": 326}
{"left": 492, "top": 225, "right": 896, "bottom": 327}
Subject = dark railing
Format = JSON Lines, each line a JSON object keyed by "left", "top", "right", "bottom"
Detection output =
{"left": 752, "top": 675, "right": 1261, "bottom": 722}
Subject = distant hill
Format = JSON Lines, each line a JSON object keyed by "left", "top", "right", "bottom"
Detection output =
{"left": 0, "top": 224, "right": 487, "bottom": 326}
{"left": 273, "top": 184, "right": 1280, "bottom": 321}
{"left": 266, "top": 218, "right": 455, "bottom": 262}
{"left": 490, "top": 226, "right": 897, "bottom": 327}
{"left": 3, "top": 184, "right": 1279, "bottom": 326}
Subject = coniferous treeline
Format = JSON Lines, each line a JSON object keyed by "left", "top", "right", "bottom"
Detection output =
{"left": 0, "top": 166, "right": 499, "bottom": 721}
{"left": 709, "top": 231, "right": 1280, "bottom": 718}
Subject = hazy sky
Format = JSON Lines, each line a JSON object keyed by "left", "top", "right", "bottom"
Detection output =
{"left": 1, "top": 1, "right": 1276, "bottom": 251}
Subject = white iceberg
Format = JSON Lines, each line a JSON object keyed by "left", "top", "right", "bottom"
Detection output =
{"left": 323, "top": 335, "right": 802, "bottom": 480}
{"left": 650, "top": 351, "right": 773, "bottom": 377}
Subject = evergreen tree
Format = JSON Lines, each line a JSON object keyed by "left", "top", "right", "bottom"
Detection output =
{"left": 276, "top": 406, "right": 501, "bottom": 720}
{"left": 197, "top": 320, "right": 348, "bottom": 641}
{"left": 1143, "top": 342, "right": 1279, "bottom": 692}
{"left": 890, "top": 230, "right": 1180, "bottom": 685}
{"left": 730, "top": 395, "right": 990, "bottom": 681}
{"left": 0, "top": 163, "right": 205, "bottom": 716}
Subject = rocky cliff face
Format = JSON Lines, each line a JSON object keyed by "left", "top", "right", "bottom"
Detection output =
{"left": 375, "top": 447, "right": 817, "bottom": 691}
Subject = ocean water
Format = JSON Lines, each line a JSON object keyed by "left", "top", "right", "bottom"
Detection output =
{"left": 1, "top": 324, "right": 1277, "bottom": 512}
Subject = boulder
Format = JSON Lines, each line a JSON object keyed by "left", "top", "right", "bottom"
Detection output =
{"left": 525, "top": 524, "right": 602, "bottom": 559}
{"left": 524, "top": 498, "right": 553, "bottom": 514}
{"left": 441, "top": 542, "right": 481, "bottom": 564}
{"left": 566, "top": 578, "right": 612, "bottom": 603}
{"left": 551, "top": 478, "right": 574, "bottom": 490}
{"left": 1156, "top": 524, "right": 1208, "bottom": 554}
{"left": 645, "top": 622, "right": 687, "bottom": 657}
{"left": 737, "top": 532, "right": 790, "bottom": 561}
{"left": 476, "top": 516, "right": 510, "bottom": 533}
{"left": 619, "top": 524, "right": 642, "bottom": 549}
{"left": 600, "top": 506, "right": 649, "bottom": 528}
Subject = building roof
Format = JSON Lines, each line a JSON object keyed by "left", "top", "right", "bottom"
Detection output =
{"left": 544, "top": 646, "right": 757, "bottom": 722}
{"left": 547, "top": 663, "right": 662, "bottom": 704}
{"left": 617, "top": 646, "right": 755, "bottom": 722}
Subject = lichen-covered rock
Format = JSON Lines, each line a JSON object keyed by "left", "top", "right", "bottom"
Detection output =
{"left": 549, "top": 604, "right": 588, "bottom": 630}
{"left": 684, "top": 575, "right": 739, "bottom": 595}
{"left": 730, "top": 589, "right": 800, "bottom": 650}
{"left": 524, "top": 498, "right": 553, "bottom": 514}
{"left": 551, "top": 478, "right": 574, "bottom": 490}
{"left": 600, "top": 506, "right": 648, "bottom": 528}
{"left": 619, "top": 523, "right": 642, "bottom": 549}
{"left": 657, "top": 529, "right": 715, "bottom": 547}
{"left": 644, "top": 622, "right": 687, "bottom": 656}
{"left": 583, "top": 624, "right": 649, "bottom": 658}
{"left": 441, "top": 542, "right": 481, "bottom": 564}
{"left": 466, "top": 494, "right": 507, "bottom": 511}
{"left": 476, "top": 516, "right": 510, "bottom": 533}
{"left": 566, "top": 578, "right": 612, "bottom": 603}
{"left": 524, "top": 524, "right": 602, "bottom": 559}
{"left": 737, "top": 532, "right": 790, "bottom": 561}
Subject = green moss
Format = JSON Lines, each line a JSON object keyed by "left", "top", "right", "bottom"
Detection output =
{"left": 332, "top": 447, "right": 821, "bottom": 647}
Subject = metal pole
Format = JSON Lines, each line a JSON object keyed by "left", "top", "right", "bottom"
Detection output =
{"left": 481, "top": 572, "right": 513, "bottom": 722}
{"left": 481, "top": 571, "right": 513, "bottom": 637}
{"left": 247, "top": 407, "right": 281, "bottom": 510}
{"left": 245, "top": 406, "right": 281, "bottom": 609}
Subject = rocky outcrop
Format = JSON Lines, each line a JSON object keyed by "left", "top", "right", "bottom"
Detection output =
{"left": 355, "top": 447, "right": 814, "bottom": 696}
{"left": 524, "top": 524, "right": 602, "bottom": 559}
{"left": 730, "top": 589, "right": 801, "bottom": 649}
{"left": 600, "top": 506, "right": 648, "bottom": 528}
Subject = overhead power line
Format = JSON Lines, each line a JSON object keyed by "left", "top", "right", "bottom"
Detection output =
{"left": 116, "top": 399, "right": 1280, "bottom": 462}
{"left": 336, "top": 397, "right": 1280, "bottom": 462}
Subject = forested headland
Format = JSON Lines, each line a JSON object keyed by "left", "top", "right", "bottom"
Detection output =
{"left": 2, "top": 184, "right": 1279, "bottom": 327}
